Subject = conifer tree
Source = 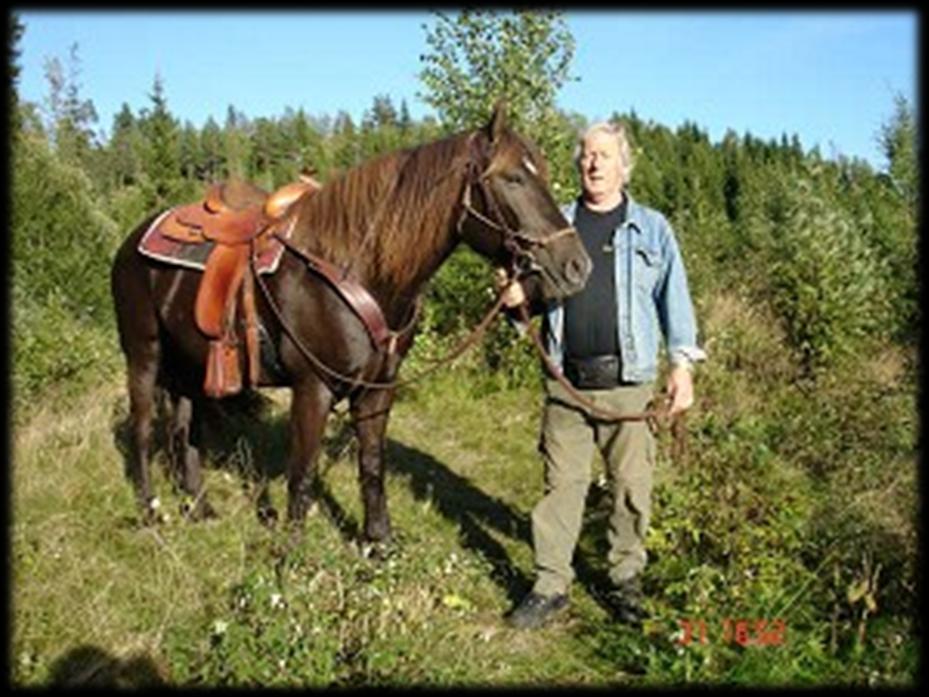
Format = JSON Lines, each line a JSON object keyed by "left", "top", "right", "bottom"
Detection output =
{"left": 289, "top": 107, "right": 328, "bottom": 180}
{"left": 879, "top": 93, "right": 918, "bottom": 209}
{"left": 178, "top": 120, "right": 202, "bottom": 182}
{"left": 10, "top": 13, "right": 25, "bottom": 133}
{"left": 398, "top": 99, "right": 412, "bottom": 135}
{"left": 224, "top": 104, "right": 251, "bottom": 179}
{"left": 108, "top": 103, "right": 143, "bottom": 188}
{"left": 41, "top": 44, "right": 98, "bottom": 169}
{"left": 199, "top": 116, "right": 226, "bottom": 181}
{"left": 331, "top": 110, "right": 360, "bottom": 171}
{"left": 140, "top": 73, "right": 180, "bottom": 205}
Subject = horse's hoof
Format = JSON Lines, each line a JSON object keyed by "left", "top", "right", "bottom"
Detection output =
{"left": 284, "top": 520, "right": 305, "bottom": 548}
{"left": 358, "top": 535, "right": 396, "bottom": 561}
{"left": 140, "top": 497, "right": 166, "bottom": 526}
{"left": 285, "top": 499, "right": 316, "bottom": 526}
{"left": 257, "top": 505, "right": 279, "bottom": 528}
{"left": 181, "top": 496, "right": 217, "bottom": 522}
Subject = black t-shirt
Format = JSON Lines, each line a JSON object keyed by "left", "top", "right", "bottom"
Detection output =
{"left": 563, "top": 196, "right": 627, "bottom": 359}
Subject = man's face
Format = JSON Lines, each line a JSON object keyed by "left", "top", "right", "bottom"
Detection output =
{"left": 579, "top": 131, "right": 624, "bottom": 201}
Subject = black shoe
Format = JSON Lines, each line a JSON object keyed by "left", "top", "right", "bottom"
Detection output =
{"left": 507, "top": 592, "right": 569, "bottom": 630}
{"left": 606, "top": 577, "right": 648, "bottom": 626}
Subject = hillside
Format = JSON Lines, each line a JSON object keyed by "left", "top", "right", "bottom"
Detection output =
{"left": 10, "top": 71, "right": 918, "bottom": 686}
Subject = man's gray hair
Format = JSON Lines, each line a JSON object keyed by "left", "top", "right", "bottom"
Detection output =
{"left": 574, "top": 121, "right": 635, "bottom": 181}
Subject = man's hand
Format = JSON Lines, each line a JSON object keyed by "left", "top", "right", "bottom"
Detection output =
{"left": 494, "top": 268, "right": 527, "bottom": 308}
{"left": 666, "top": 364, "right": 694, "bottom": 416}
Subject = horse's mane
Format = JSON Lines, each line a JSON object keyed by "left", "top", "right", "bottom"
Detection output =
{"left": 297, "top": 131, "right": 474, "bottom": 290}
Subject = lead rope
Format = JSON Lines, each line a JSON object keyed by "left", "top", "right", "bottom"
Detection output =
{"left": 514, "top": 301, "right": 688, "bottom": 465}
{"left": 514, "top": 303, "right": 674, "bottom": 430}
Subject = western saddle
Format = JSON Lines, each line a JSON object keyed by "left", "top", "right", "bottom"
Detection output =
{"left": 156, "top": 175, "right": 321, "bottom": 398}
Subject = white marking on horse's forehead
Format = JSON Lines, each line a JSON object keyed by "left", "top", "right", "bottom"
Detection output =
{"left": 522, "top": 156, "right": 538, "bottom": 176}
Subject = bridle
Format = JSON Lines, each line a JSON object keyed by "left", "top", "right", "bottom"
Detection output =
{"left": 254, "top": 130, "right": 573, "bottom": 392}
{"left": 455, "top": 140, "right": 578, "bottom": 277}
{"left": 456, "top": 140, "right": 674, "bottom": 429}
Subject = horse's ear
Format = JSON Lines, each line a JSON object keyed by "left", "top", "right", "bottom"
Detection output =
{"left": 486, "top": 99, "right": 508, "bottom": 145}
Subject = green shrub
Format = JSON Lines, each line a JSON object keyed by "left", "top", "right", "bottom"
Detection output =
{"left": 12, "top": 131, "right": 121, "bottom": 409}
{"left": 761, "top": 177, "right": 891, "bottom": 374}
{"left": 12, "top": 132, "right": 120, "bottom": 318}
{"left": 410, "top": 246, "right": 540, "bottom": 391}
{"left": 12, "top": 291, "right": 120, "bottom": 418}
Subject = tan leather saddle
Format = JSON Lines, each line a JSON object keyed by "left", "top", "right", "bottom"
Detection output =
{"left": 155, "top": 176, "right": 321, "bottom": 398}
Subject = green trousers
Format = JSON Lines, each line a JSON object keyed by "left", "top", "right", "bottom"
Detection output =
{"left": 531, "top": 377, "right": 656, "bottom": 597}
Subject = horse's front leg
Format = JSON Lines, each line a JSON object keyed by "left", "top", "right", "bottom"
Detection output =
{"left": 286, "top": 376, "right": 334, "bottom": 527}
{"left": 350, "top": 386, "right": 397, "bottom": 543}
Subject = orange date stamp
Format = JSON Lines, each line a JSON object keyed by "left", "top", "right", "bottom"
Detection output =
{"left": 676, "top": 618, "right": 787, "bottom": 647}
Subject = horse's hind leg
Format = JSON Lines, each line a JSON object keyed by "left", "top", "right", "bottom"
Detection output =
{"left": 286, "top": 376, "right": 334, "bottom": 528}
{"left": 126, "top": 348, "right": 161, "bottom": 523}
{"left": 166, "top": 393, "right": 216, "bottom": 520}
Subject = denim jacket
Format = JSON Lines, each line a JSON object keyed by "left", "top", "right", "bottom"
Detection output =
{"left": 542, "top": 195, "right": 707, "bottom": 383}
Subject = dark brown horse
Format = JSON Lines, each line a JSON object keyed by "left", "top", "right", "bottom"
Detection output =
{"left": 110, "top": 104, "right": 591, "bottom": 542}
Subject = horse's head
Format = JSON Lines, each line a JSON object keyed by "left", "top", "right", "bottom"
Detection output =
{"left": 457, "top": 102, "right": 591, "bottom": 302}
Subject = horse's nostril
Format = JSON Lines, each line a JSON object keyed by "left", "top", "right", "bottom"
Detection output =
{"left": 564, "top": 256, "right": 590, "bottom": 285}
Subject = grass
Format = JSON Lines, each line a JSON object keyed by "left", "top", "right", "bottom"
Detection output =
{"left": 11, "top": 308, "right": 918, "bottom": 686}
{"left": 12, "top": 374, "right": 625, "bottom": 686}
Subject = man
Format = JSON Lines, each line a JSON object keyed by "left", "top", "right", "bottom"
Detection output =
{"left": 502, "top": 121, "right": 706, "bottom": 629}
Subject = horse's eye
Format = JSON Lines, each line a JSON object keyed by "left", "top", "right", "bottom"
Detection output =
{"left": 504, "top": 172, "right": 525, "bottom": 186}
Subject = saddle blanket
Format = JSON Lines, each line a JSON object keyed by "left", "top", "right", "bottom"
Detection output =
{"left": 137, "top": 208, "right": 295, "bottom": 274}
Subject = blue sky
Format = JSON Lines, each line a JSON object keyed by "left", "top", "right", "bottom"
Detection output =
{"left": 14, "top": 10, "right": 917, "bottom": 170}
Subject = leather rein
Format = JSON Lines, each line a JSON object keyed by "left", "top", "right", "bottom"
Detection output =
{"left": 252, "top": 137, "right": 674, "bottom": 430}
{"left": 252, "top": 133, "right": 569, "bottom": 392}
